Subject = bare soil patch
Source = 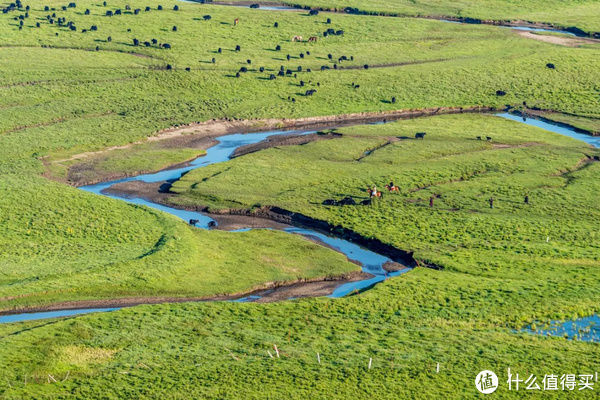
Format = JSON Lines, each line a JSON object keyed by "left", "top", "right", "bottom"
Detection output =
{"left": 515, "top": 31, "right": 599, "bottom": 47}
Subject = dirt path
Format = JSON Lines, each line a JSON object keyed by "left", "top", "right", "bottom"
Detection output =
{"left": 231, "top": 131, "right": 341, "bottom": 158}
{"left": 515, "top": 31, "right": 599, "bottom": 47}
{"left": 0, "top": 271, "right": 372, "bottom": 315}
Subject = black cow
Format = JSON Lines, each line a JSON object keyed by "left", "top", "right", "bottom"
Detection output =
{"left": 415, "top": 132, "right": 426, "bottom": 139}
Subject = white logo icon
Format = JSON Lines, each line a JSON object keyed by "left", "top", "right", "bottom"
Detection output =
{"left": 476, "top": 370, "right": 498, "bottom": 394}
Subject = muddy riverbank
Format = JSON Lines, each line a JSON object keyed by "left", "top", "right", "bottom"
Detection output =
{"left": 0, "top": 270, "right": 371, "bottom": 316}
{"left": 51, "top": 106, "right": 500, "bottom": 187}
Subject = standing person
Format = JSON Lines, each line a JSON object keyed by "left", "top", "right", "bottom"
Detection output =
{"left": 524, "top": 194, "right": 529, "bottom": 204}
{"left": 489, "top": 197, "right": 494, "bottom": 209}
{"left": 429, "top": 196, "right": 434, "bottom": 208}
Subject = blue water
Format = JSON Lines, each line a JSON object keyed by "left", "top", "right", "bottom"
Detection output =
{"left": 283, "top": 227, "right": 409, "bottom": 297}
{"left": 497, "top": 113, "right": 600, "bottom": 148}
{"left": 0, "top": 308, "right": 118, "bottom": 324}
{"left": 7, "top": 113, "right": 596, "bottom": 324}
{"left": 438, "top": 19, "right": 579, "bottom": 36}
{"left": 177, "top": 1, "right": 297, "bottom": 10}
{"left": 499, "top": 112, "right": 599, "bottom": 342}
{"left": 81, "top": 130, "right": 311, "bottom": 229}
{"left": 0, "top": 125, "right": 410, "bottom": 324}
{"left": 523, "top": 315, "right": 600, "bottom": 342}
{"left": 510, "top": 26, "right": 578, "bottom": 37}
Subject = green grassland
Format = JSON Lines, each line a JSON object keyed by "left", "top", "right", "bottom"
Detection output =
{"left": 170, "top": 113, "right": 600, "bottom": 324}
{"left": 1, "top": 0, "right": 600, "bottom": 398}
{"left": 46, "top": 140, "right": 207, "bottom": 184}
{"left": 0, "top": 174, "right": 359, "bottom": 311}
{"left": 230, "top": 0, "right": 600, "bottom": 34}
{"left": 1, "top": 0, "right": 598, "bottom": 310}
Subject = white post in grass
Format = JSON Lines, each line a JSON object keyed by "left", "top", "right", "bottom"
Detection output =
{"left": 317, "top": 353, "right": 321, "bottom": 364}
{"left": 267, "top": 350, "right": 274, "bottom": 359}
{"left": 436, "top": 363, "right": 440, "bottom": 373}
{"left": 274, "top": 344, "right": 280, "bottom": 358}
{"left": 368, "top": 358, "right": 372, "bottom": 370}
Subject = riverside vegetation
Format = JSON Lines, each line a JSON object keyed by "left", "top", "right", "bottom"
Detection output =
{"left": 1, "top": 0, "right": 600, "bottom": 398}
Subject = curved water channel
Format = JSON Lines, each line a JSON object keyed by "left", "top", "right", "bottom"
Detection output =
{"left": 1, "top": 112, "right": 598, "bottom": 327}
{"left": 182, "top": 1, "right": 587, "bottom": 37}
{"left": 1, "top": 125, "right": 408, "bottom": 324}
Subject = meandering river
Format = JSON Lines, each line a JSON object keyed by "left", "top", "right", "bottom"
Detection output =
{"left": 2, "top": 112, "right": 597, "bottom": 330}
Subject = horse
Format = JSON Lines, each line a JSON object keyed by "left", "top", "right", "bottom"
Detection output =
{"left": 234, "top": 18, "right": 239, "bottom": 26}
{"left": 292, "top": 35, "right": 303, "bottom": 42}
{"left": 308, "top": 36, "right": 318, "bottom": 42}
{"left": 367, "top": 188, "right": 382, "bottom": 198}
{"left": 385, "top": 185, "right": 399, "bottom": 193}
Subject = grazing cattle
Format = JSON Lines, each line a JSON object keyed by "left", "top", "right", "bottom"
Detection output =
{"left": 476, "top": 136, "right": 481, "bottom": 140}
{"left": 339, "top": 196, "right": 356, "bottom": 205}
{"left": 249, "top": 3, "right": 259, "bottom": 8}
{"left": 415, "top": 132, "right": 426, "bottom": 139}
{"left": 203, "top": 14, "right": 211, "bottom": 20}
{"left": 275, "top": 45, "right": 281, "bottom": 51}
{"left": 189, "top": 219, "right": 199, "bottom": 225}
{"left": 299, "top": 80, "right": 305, "bottom": 86}
{"left": 308, "top": 36, "right": 317, "bottom": 42}
{"left": 486, "top": 136, "right": 492, "bottom": 141}
{"left": 391, "top": 97, "right": 396, "bottom": 104}
{"left": 305, "top": 89, "right": 316, "bottom": 96}
{"left": 274, "top": 22, "right": 279, "bottom": 27}
{"left": 207, "top": 221, "right": 217, "bottom": 228}
{"left": 269, "top": 74, "right": 276, "bottom": 80}
{"left": 292, "top": 35, "right": 303, "bottom": 42}
{"left": 308, "top": 9, "right": 318, "bottom": 15}
{"left": 235, "top": 45, "right": 241, "bottom": 51}
{"left": 546, "top": 63, "right": 555, "bottom": 69}
{"left": 496, "top": 90, "right": 506, "bottom": 96}
{"left": 234, "top": 18, "right": 239, "bottom": 25}
{"left": 259, "top": 66, "right": 264, "bottom": 72}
